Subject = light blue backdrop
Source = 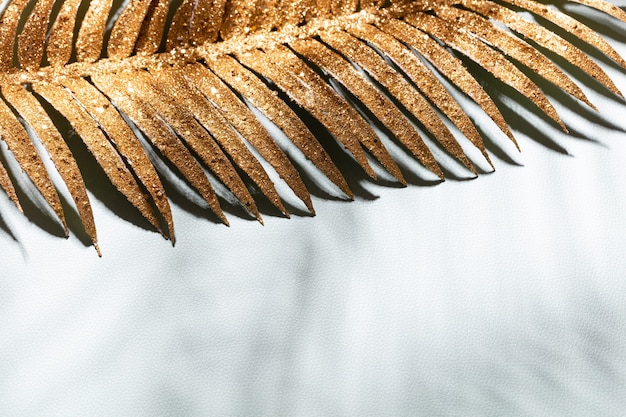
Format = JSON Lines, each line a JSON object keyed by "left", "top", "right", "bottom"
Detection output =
{"left": 1, "top": 1, "right": 626, "bottom": 415}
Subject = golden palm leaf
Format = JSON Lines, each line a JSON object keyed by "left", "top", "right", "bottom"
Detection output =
{"left": 0, "top": 0, "right": 624, "bottom": 255}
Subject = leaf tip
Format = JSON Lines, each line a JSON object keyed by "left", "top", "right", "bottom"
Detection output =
{"left": 216, "top": 214, "right": 230, "bottom": 227}
{"left": 94, "top": 242, "right": 102, "bottom": 257}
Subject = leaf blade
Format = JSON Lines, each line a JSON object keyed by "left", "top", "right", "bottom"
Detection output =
{"left": 32, "top": 80, "right": 164, "bottom": 234}
{"left": 2, "top": 83, "right": 99, "bottom": 249}
{"left": 206, "top": 55, "right": 353, "bottom": 198}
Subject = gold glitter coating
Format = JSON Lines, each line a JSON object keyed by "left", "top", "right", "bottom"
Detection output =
{"left": 315, "top": 0, "right": 332, "bottom": 16}
{"left": 332, "top": 0, "right": 359, "bottom": 15}
{"left": 91, "top": 72, "right": 228, "bottom": 225}
{"left": 461, "top": 0, "right": 623, "bottom": 97}
{"left": 207, "top": 55, "right": 352, "bottom": 198}
{"left": 405, "top": 12, "right": 568, "bottom": 132}
{"left": 182, "top": 62, "right": 316, "bottom": 211}
{"left": 150, "top": 66, "right": 288, "bottom": 216}
{"left": 379, "top": 18, "right": 518, "bottom": 147}
{"left": 571, "top": 0, "right": 626, "bottom": 22}
{"left": 2, "top": 83, "right": 99, "bottom": 251}
{"left": 17, "top": 0, "right": 55, "bottom": 71}
{"left": 290, "top": 36, "right": 444, "bottom": 177}
{"left": 108, "top": 0, "right": 156, "bottom": 60}
{"left": 134, "top": 0, "right": 170, "bottom": 55}
{"left": 433, "top": 5, "right": 595, "bottom": 109}
{"left": 501, "top": 0, "right": 626, "bottom": 69}
{"left": 275, "top": 0, "right": 315, "bottom": 28}
{"left": 76, "top": 0, "right": 114, "bottom": 63}
{"left": 61, "top": 76, "right": 175, "bottom": 240}
{"left": 32, "top": 80, "right": 163, "bottom": 233}
{"left": 0, "top": 0, "right": 30, "bottom": 70}
{"left": 320, "top": 29, "right": 476, "bottom": 174}
{"left": 220, "top": 0, "right": 257, "bottom": 39}
{"left": 346, "top": 21, "right": 493, "bottom": 168}
{"left": 360, "top": 0, "right": 386, "bottom": 8}
{"left": 167, "top": 0, "right": 227, "bottom": 48}
{"left": 237, "top": 45, "right": 406, "bottom": 184}
{"left": 0, "top": 88, "right": 67, "bottom": 232}
{"left": 117, "top": 70, "right": 263, "bottom": 222}
{"left": 47, "top": 0, "right": 83, "bottom": 67}
{"left": 247, "top": 0, "right": 281, "bottom": 32}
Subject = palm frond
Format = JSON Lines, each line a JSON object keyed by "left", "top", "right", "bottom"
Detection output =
{"left": 0, "top": 0, "right": 624, "bottom": 255}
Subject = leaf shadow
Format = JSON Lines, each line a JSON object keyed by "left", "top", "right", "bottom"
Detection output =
{"left": 0, "top": 145, "right": 66, "bottom": 239}
{"left": 59, "top": 192, "right": 95, "bottom": 248}
{"left": 272, "top": 89, "right": 385, "bottom": 203}
{"left": 0, "top": 209, "right": 18, "bottom": 243}
{"left": 68, "top": 136, "right": 160, "bottom": 235}
{"left": 460, "top": 59, "right": 571, "bottom": 154}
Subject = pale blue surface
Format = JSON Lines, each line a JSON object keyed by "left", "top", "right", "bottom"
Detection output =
{"left": 1, "top": 2, "right": 626, "bottom": 415}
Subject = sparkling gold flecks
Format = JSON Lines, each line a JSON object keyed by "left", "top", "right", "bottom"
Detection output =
{"left": 62, "top": 77, "right": 175, "bottom": 241}
{"left": 168, "top": 0, "right": 227, "bottom": 49}
{"left": 47, "top": 0, "right": 83, "bottom": 67}
{"left": 257, "top": 0, "right": 311, "bottom": 31}
{"left": 17, "top": 0, "right": 55, "bottom": 71}
{"left": 2, "top": 83, "right": 99, "bottom": 251}
{"left": 501, "top": 0, "right": 626, "bottom": 69}
{"left": 150, "top": 67, "right": 288, "bottom": 217}
{"left": 167, "top": 0, "right": 196, "bottom": 49}
{"left": 120, "top": 70, "right": 263, "bottom": 223}
{"left": 405, "top": 13, "right": 568, "bottom": 132}
{"left": 0, "top": 90, "right": 68, "bottom": 233}
{"left": 360, "top": 0, "right": 386, "bottom": 8}
{"left": 0, "top": 0, "right": 30, "bottom": 71}
{"left": 108, "top": 0, "right": 155, "bottom": 60}
{"left": 76, "top": 0, "right": 114, "bottom": 63}
{"left": 277, "top": 0, "right": 316, "bottom": 28}
{"left": 91, "top": 73, "right": 228, "bottom": 225}
{"left": 220, "top": 0, "right": 257, "bottom": 40}
{"left": 331, "top": 0, "right": 359, "bottom": 15}
{"left": 346, "top": 21, "right": 492, "bottom": 169}
{"left": 266, "top": 42, "right": 405, "bottom": 184}
{"left": 571, "top": 0, "right": 626, "bottom": 23}
{"left": 189, "top": 0, "right": 229, "bottom": 45}
{"left": 237, "top": 45, "right": 405, "bottom": 183}
{"left": 234, "top": 47, "right": 377, "bottom": 179}
{"left": 315, "top": 0, "right": 332, "bottom": 17}
{"left": 32, "top": 80, "right": 163, "bottom": 233}
{"left": 320, "top": 29, "right": 477, "bottom": 174}
{"left": 290, "top": 37, "right": 444, "bottom": 178}
{"left": 0, "top": 151, "right": 20, "bottom": 212}
{"left": 182, "top": 62, "right": 316, "bottom": 212}
{"left": 379, "top": 18, "right": 518, "bottom": 148}
{"left": 206, "top": 55, "right": 352, "bottom": 199}
{"left": 248, "top": 0, "right": 282, "bottom": 32}
{"left": 435, "top": 5, "right": 595, "bottom": 110}
{"left": 134, "top": 0, "right": 170, "bottom": 55}
{"left": 461, "top": 0, "right": 623, "bottom": 98}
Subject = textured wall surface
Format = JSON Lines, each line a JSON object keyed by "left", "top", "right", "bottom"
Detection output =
{"left": 1, "top": 2, "right": 626, "bottom": 416}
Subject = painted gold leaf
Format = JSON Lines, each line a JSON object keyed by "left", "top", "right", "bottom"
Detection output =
{"left": 290, "top": 36, "right": 444, "bottom": 177}
{"left": 204, "top": 56, "right": 352, "bottom": 198}
{"left": 0, "top": 0, "right": 623, "bottom": 254}
{"left": 404, "top": 12, "right": 568, "bottom": 132}
{"left": 318, "top": 27, "right": 478, "bottom": 174}
{"left": 344, "top": 21, "right": 493, "bottom": 168}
